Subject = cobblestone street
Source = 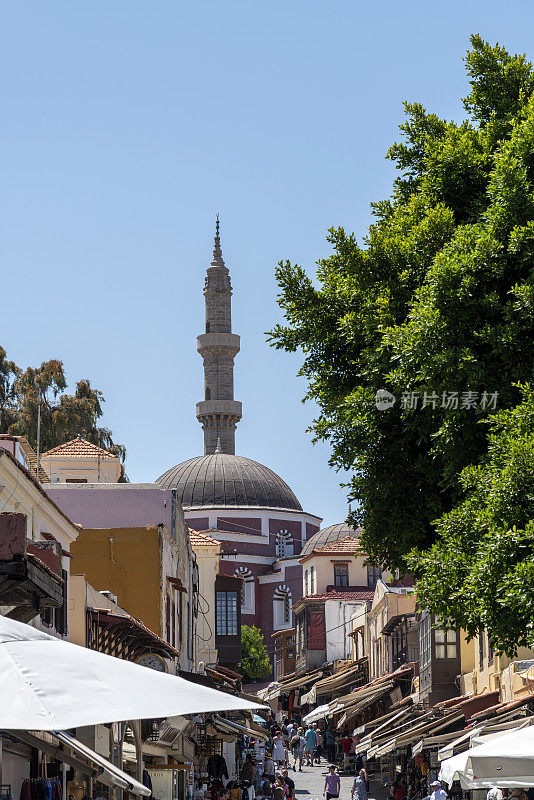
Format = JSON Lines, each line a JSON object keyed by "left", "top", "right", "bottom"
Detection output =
{"left": 287, "top": 760, "right": 386, "bottom": 800}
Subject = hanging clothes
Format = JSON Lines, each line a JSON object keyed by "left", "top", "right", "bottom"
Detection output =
{"left": 20, "top": 779, "right": 63, "bottom": 800}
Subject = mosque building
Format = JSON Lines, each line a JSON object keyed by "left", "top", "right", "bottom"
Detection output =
{"left": 156, "top": 221, "right": 338, "bottom": 649}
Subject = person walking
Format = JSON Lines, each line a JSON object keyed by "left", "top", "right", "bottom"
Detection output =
{"left": 290, "top": 728, "right": 305, "bottom": 772}
{"left": 263, "top": 753, "right": 275, "bottom": 782}
{"left": 323, "top": 765, "right": 341, "bottom": 800}
{"left": 272, "top": 732, "right": 286, "bottom": 769}
{"left": 315, "top": 727, "right": 323, "bottom": 764}
{"left": 325, "top": 729, "right": 336, "bottom": 763}
{"left": 281, "top": 769, "right": 295, "bottom": 800}
{"left": 273, "top": 777, "right": 287, "bottom": 800}
{"left": 341, "top": 732, "right": 353, "bottom": 769}
{"left": 429, "top": 781, "right": 447, "bottom": 800}
{"left": 351, "top": 770, "right": 368, "bottom": 800}
{"left": 304, "top": 725, "right": 317, "bottom": 766}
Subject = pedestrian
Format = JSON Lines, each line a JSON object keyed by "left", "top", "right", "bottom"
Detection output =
{"left": 273, "top": 777, "right": 287, "bottom": 800}
{"left": 304, "top": 725, "right": 317, "bottom": 766}
{"left": 429, "top": 781, "right": 447, "bottom": 800}
{"left": 281, "top": 769, "right": 295, "bottom": 800}
{"left": 395, "top": 776, "right": 407, "bottom": 800}
{"left": 315, "top": 727, "right": 323, "bottom": 763}
{"left": 486, "top": 789, "right": 503, "bottom": 800}
{"left": 286, "top": 719, "right": 295, "bottom": 740}
{"left": 272, "top": 731, "right": 286, "bottom": 768}
{"left": 264, "top": 752, "right": 275, "bottom": 782}
{"left": 351, "top": 770, "right": 368, "bottom": 800}
{"left": 325, "top": 729, "right": 336, "bottom": 763}
{"left": 290, "top": 728, "right": 305, "bottom": 772}
{"left": 341, "top": 732, "right": 353, "bottom": 769}
{"left": 323, "top": 765, "right": 341, "bottom": 800}
{"left": 241, "top": 755, "right": 256, "bottom": 784}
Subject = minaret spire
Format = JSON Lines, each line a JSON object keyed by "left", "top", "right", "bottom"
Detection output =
{"left": 212, "top": 214, "right": 223, "bottom": 264}
{"left": 196, "top": 217, "right": 242, "bottom": 455}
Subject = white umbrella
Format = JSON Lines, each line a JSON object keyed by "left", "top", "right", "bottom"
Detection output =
{"left": 0, "top": 615, "right": 263, "bottom": 730}
{"left": 439, "top": 726, "right": 534, "bottom": 789}
{"left": 467, "top": 725, "right": 534, "bottom": 784}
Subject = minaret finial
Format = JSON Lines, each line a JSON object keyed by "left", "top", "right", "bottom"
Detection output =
{"left": 197, "top": 219, "right": 242, "bottom": 454}
{"left": 212, "top": 214, "right": 223, "bottom": 263}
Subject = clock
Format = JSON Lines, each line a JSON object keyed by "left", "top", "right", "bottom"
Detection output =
{"left": 136, "top": 653, "right": 167, "bottom": 672}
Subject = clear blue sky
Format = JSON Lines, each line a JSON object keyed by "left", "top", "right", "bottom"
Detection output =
{"left": 2, "top": 1, "right": 533, "bottom": 527}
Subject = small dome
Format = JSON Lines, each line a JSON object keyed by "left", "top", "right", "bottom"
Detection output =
{"left": 301, "top": 521, "right": 362, "bottom": 556}
{"left": 156, "top": 453, "right": 302, "bottom": 511}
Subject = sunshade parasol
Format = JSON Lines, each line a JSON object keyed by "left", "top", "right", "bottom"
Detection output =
{"left": 0, "top": 616, "right": 263, "bottom": 730}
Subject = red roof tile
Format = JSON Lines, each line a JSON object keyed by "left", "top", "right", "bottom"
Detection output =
{"left": 309, "top": 536, "right": 364, "bottom": 555}
{"left": 189, "top": 529, "right": 220, "bottom": 546}
{"left": 299, "top": 589, "right": 374, "bottom": 602}
{"left": 42, "top": 436, "right": 117, "bottom": 460}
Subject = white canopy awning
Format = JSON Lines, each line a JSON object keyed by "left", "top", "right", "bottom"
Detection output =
{"left": 303, "top": 704, "right": 330, "bottom": 725}
{"left": 0, "top": 616, "right": 263, "bottom": 730}
{"left": 439, "top": 725, "right": 534, "bottom": 789}
{"left": 4, "top": 729, "right": 150, "bottom": 796}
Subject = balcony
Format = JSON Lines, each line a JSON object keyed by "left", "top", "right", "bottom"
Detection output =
{"left": 0, "top": 513, "right": 64, "bottom": 623}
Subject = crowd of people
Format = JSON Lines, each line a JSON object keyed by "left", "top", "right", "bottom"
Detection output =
{"left": 254, "top": 716, "right": 369, "bottom": 800}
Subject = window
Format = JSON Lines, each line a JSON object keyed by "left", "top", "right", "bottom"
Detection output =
{"left": 54, "top": 569, "right": 68, "bottom": 636}
{"left": 205, "top": 387, "right": 211, "bottom": 401}
{"left": 179, "top": 590, "right": 183, "bottom": 643}
{"left": 435, "top": 624, "right": 457, "bottom": 659}
{"left": 235, "top": 567, "right": 254, "bottom": 612}
{"left": 171, "top": 596, "right": 176, "bottom": 646}
{"left": 479, "top": 631, "right": 485, "bottom": 669}
{"left": 310, "top": 566, "right": 315, "bottom": 593}
{"left": 216, "top": 591, "right": 238, "bottom": 636}
{"left": 40, "top": 606, "right": 54, "bottom": 628}
{"left": 334, "top": 564, "right": 349, "bottom": 588}
{"left": 367, "top": 565, "right": 382, "bottom": 589}
{"left": 276, "top": 530, "right": 293, "bottom": 558}
{"left": 284, "top": 593, "right": 290, "bottom": 623}
{"left": 488, "top": 635, "right": 494, "bottom": 665}
{"left": 419, "top": 614, "right": 431, "bottom": 669}
{"left": 305, "top": 569, "right": 309, "bottom": 595}
{"left": 66, "top": 478, "right": 87, "bottom": 483}
{"left": 274, "top": 585, "right": 292, "bottom": 629}
{"left": 166, "top": 595, "right": 171, "bottom": 642}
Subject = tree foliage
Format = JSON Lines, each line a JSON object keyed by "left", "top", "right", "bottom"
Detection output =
{"left": 0, "top": 346, "right": 125, "bottom": 460}
{"left": 240, "top": 625, "right": 271, "bottom": 684}
{"left": 413, "top": 387, "right": 534, "bottom": 655}
{"left": 269, "top": 36, "right": 534, "bottom": 653}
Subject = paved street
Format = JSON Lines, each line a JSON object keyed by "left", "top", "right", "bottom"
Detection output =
{"left": 287, "top": 761, "right": 386, "bottom": 800}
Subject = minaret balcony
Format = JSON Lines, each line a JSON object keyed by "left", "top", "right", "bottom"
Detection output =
{"left": 197, "top": 332, "right": 241, "bottom": 358}
{"left": 196, "top": 399, "right": 242, "bottom": 420}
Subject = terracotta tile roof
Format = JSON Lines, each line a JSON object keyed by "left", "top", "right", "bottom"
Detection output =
{"left": 42, "top": 436, "right": 117, "bottom": 460}
{"left": 299, "top": 588, "right": 374, "bottom": 602}
{"left": 189, "top": 529, "right": 220, "bottom": 547}
{"left": 309, "top": 536, "right": 364, "bottom": 556}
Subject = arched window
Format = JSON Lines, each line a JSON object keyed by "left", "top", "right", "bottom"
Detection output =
{"left": 275, "top": 530, "right": 293, "bottom": 558}
{"left": 205, "top": 387, "right": 211, "bottom": 401}
{"left": 234, "top": 567, "right": 254, "bottom": 613}
{"left": 273, "top": 585, "right": 292, "bottom": 630}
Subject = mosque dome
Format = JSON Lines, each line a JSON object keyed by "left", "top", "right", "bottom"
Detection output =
{"left": 300, "top": 521, "right": 362, "bottom": 556}
{"left": 156, "top": 452, "right": 302, "bottom": 511}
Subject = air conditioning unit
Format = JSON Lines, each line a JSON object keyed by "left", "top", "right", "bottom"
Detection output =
{"left": 99, "top": 590, "right": 118, "bottom": 605}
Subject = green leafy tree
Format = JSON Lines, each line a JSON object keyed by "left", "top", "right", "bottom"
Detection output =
{"left": 0, "top": 348, "right": 125, "bottom": 461}
{"left": 269, "top": 36, "right": 534, "bottom": 652}
{"left": 240, "top": 625, "right": 272, "bottom": 683}
{"left": 413, "top": 387, "right": 534, "bottom": 655}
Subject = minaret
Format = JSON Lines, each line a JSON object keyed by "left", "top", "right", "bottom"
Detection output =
{"left": 196, "top": 217, "right": 242, "bottom": 454}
